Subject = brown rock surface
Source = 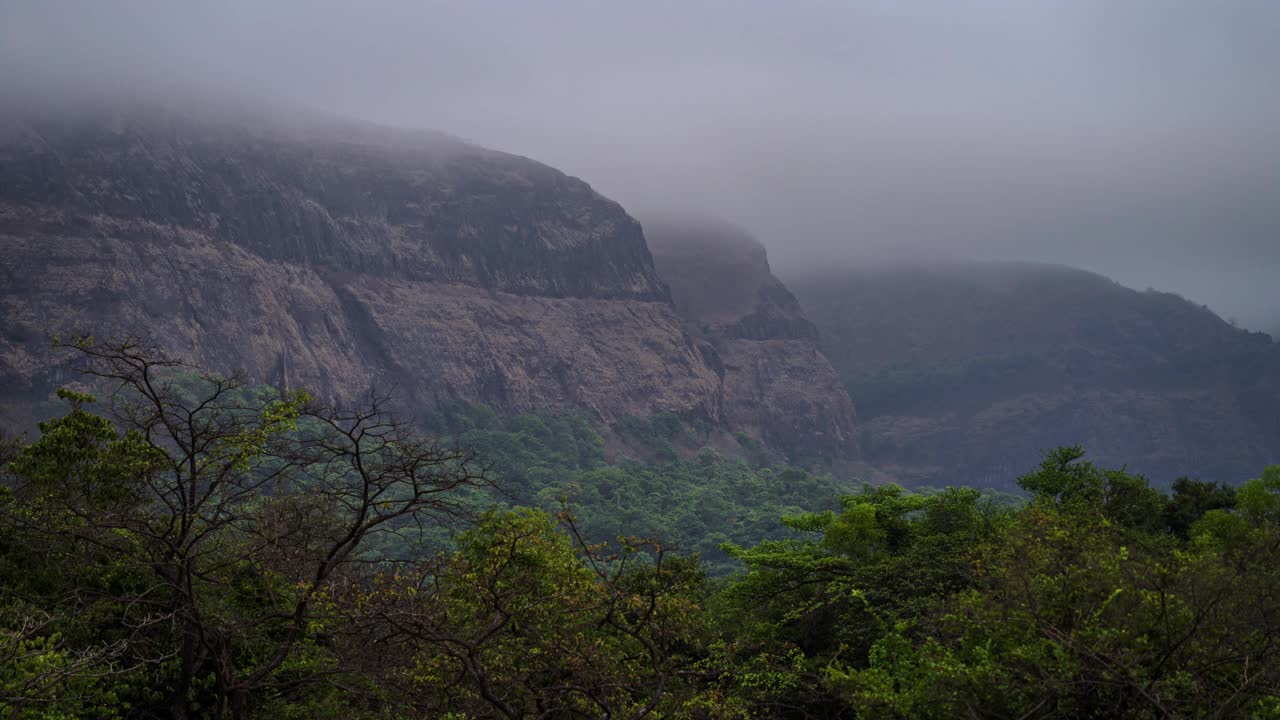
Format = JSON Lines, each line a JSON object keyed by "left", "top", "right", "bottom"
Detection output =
{"left": 643, "top": 216, "right": 857, "bottom": 461}
{"left": 0, "top": 102, "right": 719, "bottom": 424}
{"left": 0, "top": 99, "right": 853, "bottom": 459}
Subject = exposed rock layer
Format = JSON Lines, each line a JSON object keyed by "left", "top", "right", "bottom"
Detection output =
{"left": 0, "top": 101, "right": 855, "bottom": 459}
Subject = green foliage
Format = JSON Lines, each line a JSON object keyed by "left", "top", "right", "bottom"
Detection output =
{"left": 614, "top": 410, "right": 712, "bottom": 460}
{"left": 1164, "top": 476, "right": 1237, "bottom": 538}
{"left": 719, "top": 454, "right": 1280, "bottom": 719}
{"left": 0, "top": 629, "right": 126, "bottom": 720}
{"left": 424, "top": 402, "right": 605, "bottom": 491}
{"left": 1017, "top": 445, "right": 1167, "bottom": 532}
{"left": 6, "top": 345, "right": 1279, "bottom": 719}
{"left": 354, "top": 508, "right": 729, "bottom": 718}
{"left": 424, "top": 402, "right": 853, "bottom": 575}
{"left": 1238, "top": 465, "right": 1280, "bottom": 524}
{"left": 711, "top": 483, "right": 1013, "bottom": 714}
{"left": 1, "top": 339, "right": 487, "bottom": 719}
{"left": 554, "top": 458, "right": 850, "bottom": 574}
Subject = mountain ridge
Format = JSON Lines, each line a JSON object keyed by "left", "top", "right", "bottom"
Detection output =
{"left": 0, "top": 101, "right": 855, "bottom": 461}
{"left": 786, "top": 259, "right": 1280, "bottom": 486}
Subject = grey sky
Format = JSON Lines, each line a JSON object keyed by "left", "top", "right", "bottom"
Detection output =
{"left": 3, "top": 0, "right": 1278, "bottom": 329}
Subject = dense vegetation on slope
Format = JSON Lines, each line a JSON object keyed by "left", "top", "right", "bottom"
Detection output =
{"left": 789, "top": 261, "right": 1280, "bottom": 488}
{"left": 420, "top": 401, "right": 859, "bottom": 575}
{"left": 3, "top": 341, "right": 1280, "bottom": 718}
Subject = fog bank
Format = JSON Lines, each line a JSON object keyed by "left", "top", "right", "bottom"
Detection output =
{"left": 3, "top": 0, "right": 1277, "bottom": 328}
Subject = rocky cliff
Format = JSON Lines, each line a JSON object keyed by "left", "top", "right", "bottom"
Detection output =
{"left": 643, "top": 216, "right": 857, "bottom": 461}
{"left": 788, "top": 261, "right": 1280, "bottom": 486}
{"left": 0, "top": 99, "right": 851, "bottom": 459}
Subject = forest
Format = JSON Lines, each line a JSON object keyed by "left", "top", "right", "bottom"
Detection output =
{"left": 2, "top": 338, "right": 1279, "bottom": 719}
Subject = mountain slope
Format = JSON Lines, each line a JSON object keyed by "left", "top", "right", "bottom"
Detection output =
{"left": 788, "top": 261, "right": 1280, "bottom": 486}
{"left": 0, "top": 100, "right": 850, "bottom": 459}
{"left": 643, "top": 216, "right": 857, "bottom": 461}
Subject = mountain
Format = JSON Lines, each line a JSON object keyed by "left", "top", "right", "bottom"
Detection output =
{"left": 642, "top": 216, "right": 857, "bottom": 461}
{"left": 788, "top": 260, "right": 1280, "bottom": 487}
{"left": 0, "top": 98, "right": 853, "bottom": 460}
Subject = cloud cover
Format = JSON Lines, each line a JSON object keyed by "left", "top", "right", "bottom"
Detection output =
{"left": 3, "top": 0, "right": 1278, "bottom": 328}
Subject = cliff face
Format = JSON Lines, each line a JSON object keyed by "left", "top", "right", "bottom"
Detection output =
{"left": 789, "top": 261, "right": 1280, "bottom": 486}
{"left": 643, "top": 217, "right": 857, "bottom": 461}
{"left": 0, "top": 102, "right": 726, "bottom": 431}
{"left": 0, "top": 103, "right": 667, "bottom": 300}
{"left": 0, "top": 100, "right": 856, "bottom": 459}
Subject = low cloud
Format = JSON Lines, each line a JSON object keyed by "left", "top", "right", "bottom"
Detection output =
{"left": 3, "top": 0, "right": 1277, "bottom": 327}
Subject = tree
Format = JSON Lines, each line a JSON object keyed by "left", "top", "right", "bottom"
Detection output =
{"left": 1017, "top": 445, "right": 1164, "bottom": 531}
{"left": 346, "top": 507, "right": 721, "bottom": 719}
{"left": 2, "top": 336, "right": 488, "bottom": 719}
{"left": 1163, "top": 477, "right": 1236, "bottom": 538}
{"left": 718, "top": 484, "right": 1009, "bottom": 716}
{"left": 718, "top": 451, "right": 1280, "bottom": 719}
{"left": 830, "top": 456, "right": 1280, "bottom": 719}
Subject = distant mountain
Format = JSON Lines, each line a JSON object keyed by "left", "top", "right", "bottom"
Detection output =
{"left": 0, "top": 97, "right": 853, "bottom": 460}
{"left": 787, "top": 260, "right": 1280, "bottom": 487}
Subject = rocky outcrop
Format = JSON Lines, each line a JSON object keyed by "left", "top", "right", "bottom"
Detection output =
{"left": 0, "top": 101, "right": 667, "bottom": 301}
{"left": 0, "top": 101, "right": 726, "bottom": 430}
{"left": 0, "top": 99, "right": 856, "bottom": 460}
{"left": 789, "top": 261, "right": 1280, "bottom": 486}
{"left": 643, "top": 216, "right": 857, "bottom": 461}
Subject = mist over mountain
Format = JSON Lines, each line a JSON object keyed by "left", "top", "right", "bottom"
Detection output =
{"left": 4, "top": 6, "right": 1280, "bottom": 718}
{"left": 789, "top": 259, "right": 1280, "bottom": 487}
{"left": 2, "top": 0, "right": 1274, "bottom": 478}
{"left": 0, "top": 100, "right": 867, "bottom": 464}
{"left": 3, "top": 0, "right": 1278, "bottom": 330}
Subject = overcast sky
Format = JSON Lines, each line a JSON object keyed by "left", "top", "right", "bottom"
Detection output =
{"left": 3, "top": 0, "right": 1278, "bottom": 329}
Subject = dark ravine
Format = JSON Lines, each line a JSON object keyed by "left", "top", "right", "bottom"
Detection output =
{"left": 788, "top": 260, "right": 1280, "bottom": 487}
{"left": 0, "top": 99, "right": 856, "bottom": 461}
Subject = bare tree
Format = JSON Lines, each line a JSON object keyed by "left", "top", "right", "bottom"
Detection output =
{"left": 4, "top": 335, "right": 490, "bottom": 719}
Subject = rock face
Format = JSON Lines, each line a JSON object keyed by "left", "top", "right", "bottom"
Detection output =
{"left": 788, "top": 261, "right": 1280, "bottom": 486}
{"left": 643, "top": 216, "right": 857, "bottom": 461}
{"left": 0, "top": 99, "right": 859, "bottom": 459}
{"left": 2, "top": 100, "right": 788, "bottom": 451}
